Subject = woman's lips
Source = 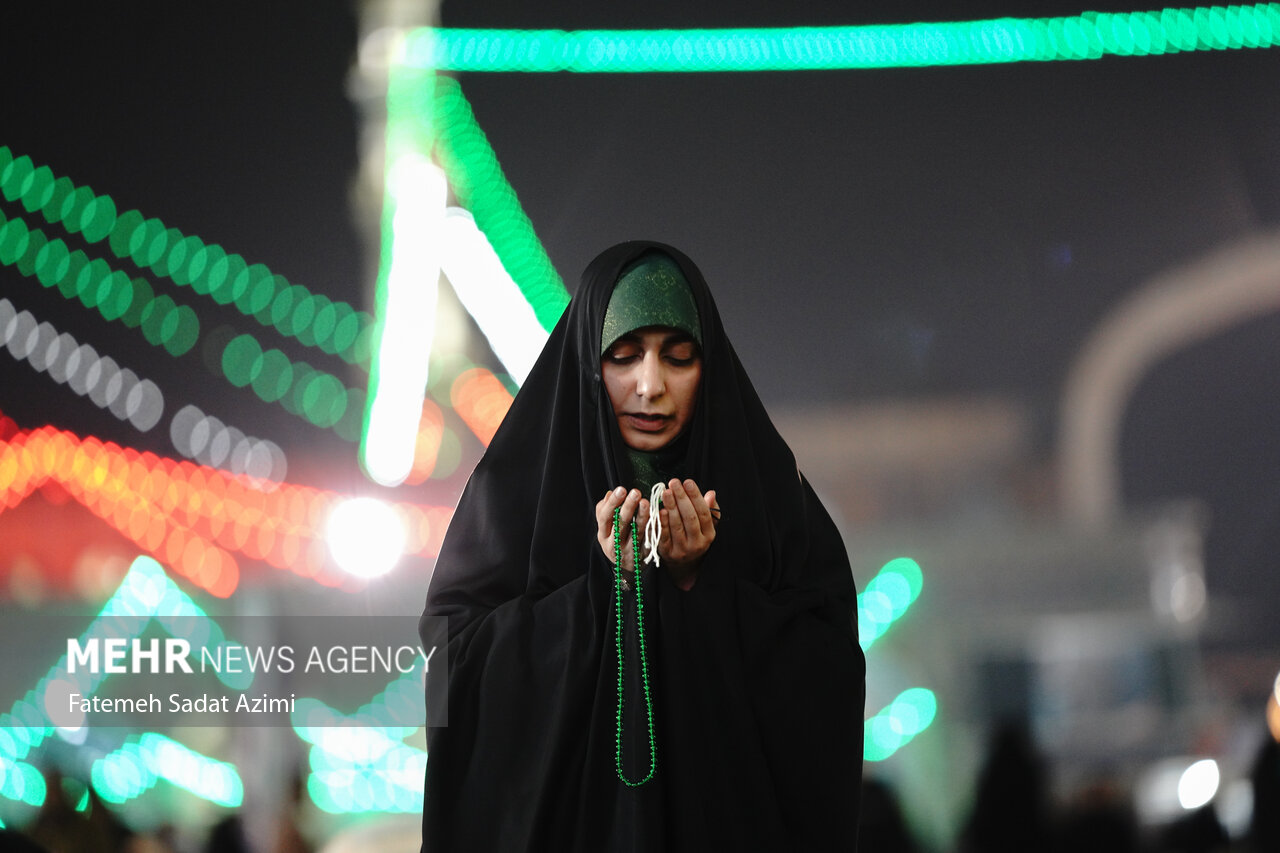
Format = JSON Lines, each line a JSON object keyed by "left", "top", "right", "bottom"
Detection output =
{"left": 623, "top": 413, "right": 671, "bottom": 432}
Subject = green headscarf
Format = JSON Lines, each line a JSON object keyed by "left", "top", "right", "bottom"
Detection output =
{"left": 600, "top": 251, "right": 702, "bottom": 355}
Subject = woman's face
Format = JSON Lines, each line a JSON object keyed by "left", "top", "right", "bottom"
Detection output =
{"left": 602, "top": 326, "right": 702, "bottom": 451}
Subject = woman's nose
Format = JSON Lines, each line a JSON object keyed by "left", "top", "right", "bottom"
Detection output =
{"left": 635, "top": 353, "right": 665, "bottom": 398}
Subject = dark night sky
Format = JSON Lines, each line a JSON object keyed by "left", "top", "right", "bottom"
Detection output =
{"left": 4, "top": 2, "right": 1280, "bottom": 644}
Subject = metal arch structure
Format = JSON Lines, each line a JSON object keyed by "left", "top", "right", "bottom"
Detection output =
{"left": 1059, "top": 230, "right": 1280, "bottom": 526}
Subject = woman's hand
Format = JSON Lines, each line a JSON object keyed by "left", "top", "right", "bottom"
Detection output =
{"left": 655, "top": 479, "right": 718, "bottom": 591}
{"left": 596, "top": 487, "right": 647, "bottom": 571}
{"left": 596, "top": 481, "right": 720, "bottom": 590}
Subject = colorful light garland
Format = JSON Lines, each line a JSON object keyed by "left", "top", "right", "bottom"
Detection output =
{"left": 0, "top": 425, "right": 455, "bottom": 597}
{"left": 0, "top": 146, "right": 376, "bottom": 366}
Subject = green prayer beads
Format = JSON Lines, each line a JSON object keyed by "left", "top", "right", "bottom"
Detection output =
{"left": 613, "top": 506, "right": 656, "bottom": 786}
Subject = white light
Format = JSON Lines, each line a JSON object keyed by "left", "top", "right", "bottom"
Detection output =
{"left": 440, "top": 207, "right": 548, "bottom": 385}
{"left": 359, "top": 26, "right": 407, "bottom": 73}
{"left": 56, "top": 724, "right": 88, "bottom": 746}
{"left": 42, "top": 678, "right": 86, "bottom": 732}
{"left": 326, "top": 497, "right": 408, "bottom": 578}
{"left": 0, "top": 298, "right": 166, "bottom": 433}
{"left": 1178, "top": 759, "right": 1219, "bottom": 811}
{"left": 169, "top": 404, "right": 287, "bottom": 483}
{"left": 363, "top": 156, "right": 448, "bottom": 486}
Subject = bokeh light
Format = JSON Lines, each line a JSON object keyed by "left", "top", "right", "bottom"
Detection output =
{"left": 1, "top": 145, "right": 376, "bottom": 365}
{"left": 450, "top": 366, "right": 514, "bottom": 447}
{"left": 864, "top": 687, "right": 938, "bottom": 762}
{"left": 1, "top": 298, "right": 165, "bottom": 432}
{"left": 0, "top": 555, "right": 248, "bottom": 789}
{"left": 857, "top": 557, "right": 923, "bottom": 651}
{"left": 0, "top": 209, "right": 200, "bottom": 357}
{"left": 92, "top": 733, "right": 243, "bottom": 808}
{"left": 440, "top": 207, "right": 548, "bottom": 384}
{"left": 219, "top": 332, "right": 363, "bottom": 436}
{"left": 168, "top": 403, "right": 287, "bottom": 483}
{"left": 406, "top": 399, "right": 445, "bottom": 485}
{"left": 325, "top": 497, "right": 409, "bottom": 578}
{"left": 431, "top": 78, "right": 568, "bottom": 331}
{"left": 1177, "top": 758, "right": 1219, "bottom": 810}
{"left": 362, "top": 150, "right": 447, "bottom": 487}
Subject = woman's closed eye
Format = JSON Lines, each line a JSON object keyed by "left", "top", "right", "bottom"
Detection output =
{"left": 661, "top": 344, "right": 698, "bottom": 366}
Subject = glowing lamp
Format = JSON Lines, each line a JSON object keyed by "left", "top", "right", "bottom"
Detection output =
{"left": 326, "top": 497, "right": 408, "bottom": 578}
{"left": 1177, "top": 759, "right": 1219, "bottom": 810}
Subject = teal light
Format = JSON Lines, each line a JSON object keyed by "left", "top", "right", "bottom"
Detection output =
{"left": 409, "top": 4, "right": 1280, "bottom": 72}
{"left": 865, "top": 688, "right": 938, "bottom": 762}
{"left": 432, "top": 78, "right": 569, "bottom": 331}
{"left": 857, "top": 557, "right": 923, "bottom": 651}
{"left": 92, "top": 733, "right": 243, "bottom": 808}
{"left": 0, "top": 555, "right": 252, "bottom": 810}
{"left": 291, "top": 665, "right": 427, "bottom": 815}
{"left": 0, "top": 756, "right": 45, "bottom": 807}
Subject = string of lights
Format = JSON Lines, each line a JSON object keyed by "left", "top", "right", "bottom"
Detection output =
{"left": 1, "top": 298, "right": 165, "bottom": 433}
{"left": 0, "top": 146, "right": 376, "bottom": 366}
{"left": 431, "top": 78, "right": 569, "bottom": 331}
{"left": 411, "top": 4, "right": 1280, "bottom": 73}
{"left": 0, "top": 208, "right": 200, "bottom": 358}
{"left": 0, "top": 425, "right": 455, "bottom": 596}
{"left": 92, "top": 733, "right": 243, "bottom": 809}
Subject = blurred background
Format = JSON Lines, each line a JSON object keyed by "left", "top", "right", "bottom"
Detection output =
{"left": 3, "top": 1, "right": 1280, "bottom": 850}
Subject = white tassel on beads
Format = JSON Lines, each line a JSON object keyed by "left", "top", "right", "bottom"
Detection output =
{"left": 643, "top": 482, "right": 664, "bottom": 567}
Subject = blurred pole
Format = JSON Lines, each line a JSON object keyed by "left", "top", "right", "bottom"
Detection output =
{"left": 1060, "top": 232, "right": 1280, "bottom": 527}
{"left": 351, "top": 0, "right": 442, "bottom": 300}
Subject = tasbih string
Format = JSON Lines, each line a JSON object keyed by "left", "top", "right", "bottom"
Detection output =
{"left": 613, "top": 505, "right": 657, "bottom": 786}
{"left": 642, "top": 481, "right": 664, "bottom": 566}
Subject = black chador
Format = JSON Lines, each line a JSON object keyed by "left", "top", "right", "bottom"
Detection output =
{"left": 421, "top": 241, "right": 865, "bottom": 852}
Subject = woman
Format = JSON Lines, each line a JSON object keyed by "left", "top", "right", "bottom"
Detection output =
{"left": 421, "top": 241, "right": 865, "bottom": 852}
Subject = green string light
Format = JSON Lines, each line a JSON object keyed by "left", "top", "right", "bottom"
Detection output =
{"left": 220, "top": 332, "right": 366, "bottom": 439}
{"left": 2, "top": 201, "right": 369, "bottom": 439}
{"left": 409, "top": 4, "right": 1280, "bottom": 72}
{"left": 0, "top": 209, "right": 200, "bottom": 356}
{"left": 431, "top": 77, "right": 569, "bottom": 331}
{"left": 0, "top": 145, "right": 376, "bottom": 366}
